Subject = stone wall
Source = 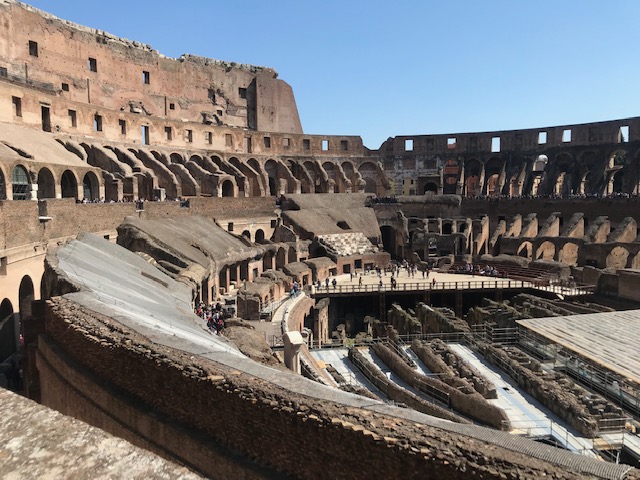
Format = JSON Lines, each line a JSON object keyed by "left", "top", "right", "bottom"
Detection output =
{"left": 373, "top": 342, "right": 509, "bottom": 430}
{"left": 33, "top": 296, "right": 615, "bottom": 480}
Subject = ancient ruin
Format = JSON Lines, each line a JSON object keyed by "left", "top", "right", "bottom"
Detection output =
{"left": 2, "top": 1, "right": 640, "bottom": 478}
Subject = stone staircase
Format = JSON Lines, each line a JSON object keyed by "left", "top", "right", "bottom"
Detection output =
{"left": 317, "top": 232, "right": 378, "bottom": 257}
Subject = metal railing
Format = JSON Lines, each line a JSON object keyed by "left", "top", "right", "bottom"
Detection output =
{"left": 311, "top": 280, "right": 594, "bottom": 296}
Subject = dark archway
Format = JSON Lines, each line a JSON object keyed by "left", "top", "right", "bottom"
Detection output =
{"left": 276, "top": 248, "right": 286, "bottom": 269}
{"left": 37, "top": 167, "right": 55, "bottom": 199}
{"left": 442, "top": 223, "right": 452, "bottom": 235}
{"left": 18, "top": 275, "right": 35, "bottom": 319}
{"left": 423, "top": 183, "right": 438, "bottom": 194}
{"left": 255, "top": 229, "right": 265, "bottom": 243}
{"left": 83, "top": 172, "right": 100, "bottom": 201}
{"left": 221, "top": 179, "right": 234, "bottom": 197}
{"left": 61, "top": 170, "right": 78, "bottom": 198}
{"left": 242, "top": 230, "right": 251, "bottom": 240}
{"left": 288, "top": 247, "right": 297, "bottom": 263}
{"left": 0, "top": 298, "right": 13, "bottom": 321}
{"left": 0, "top": 167, "right": 6, "bottom": 200}
{"left": 380, "top": 225, "right": 398, "bottom": 259}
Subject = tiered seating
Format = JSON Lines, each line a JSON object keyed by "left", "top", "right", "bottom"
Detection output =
{"left": 448, "top": 260, "right": 560, "bottom": 284}
{"left": 317, "top": 232, "right": 379, "bottom": 257}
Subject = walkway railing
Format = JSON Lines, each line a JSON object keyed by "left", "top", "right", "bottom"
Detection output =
{"left": 311, "top": 279, "right": 594, "bottom": 296}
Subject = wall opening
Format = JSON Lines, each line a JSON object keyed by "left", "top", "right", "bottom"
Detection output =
{"left": 141, "top": 125, "right": 150, "bottom": 145}
{"left": 405, "top": 139, "right": 414, "bottom": 151}
{"left": 562, "top": 129, "right": 572, "bottom": 142}
{"left": 119, "top": 119, "right": 126, "bottom": 135}
{"left": 93, "top": 114, "right": 102, "bottom": 132}
{"left": 619, "top": 125, "right": 629, "bottom": 143}
{"left": 491, "top": 137, "right": 501, "bottom": 152}
{"left": 88, "top": 57, "right": 97, "bottom": 72}
{"left": 538, "top": 131, "right": 547, "bottom": 144}
{"left": 41, "top": 106, "right": 51, "bottom": 132}
{"left": 68, "top": 109, "right": 77, "bottom": 128}
{"left": 28, "top": 40, "right": 38, "bottom": 57}
{"left": 12, "top": 97, "right": 22, "bottom": 117}
{"left": 321, "top": 140, "right": 329, "bottom": 151}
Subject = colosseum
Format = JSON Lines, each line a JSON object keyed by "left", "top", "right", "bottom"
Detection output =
{"left": 2, "top": 1, "right": 640, "bottom": 479}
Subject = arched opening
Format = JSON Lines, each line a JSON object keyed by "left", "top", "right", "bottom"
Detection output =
{"left": 363, "top": 178, "right": 376, "bottom": 194}
{"left": 12, "top": 165, "right": 31, "bottom": 200}
{"left": 533, "top": 155, "right": 548, "bottom": 172}
{"left": 242, "top": 230, "right": 251, "bottom": 240}
{"left": 0, "top": 298, "right": 13, "bottom": 322}
{"left": 442, "top": 223, "right": 452, "bottom": 235}
{"left": 265, "top": 160, "right": 278, "bottom": 196}
{"left": 255, "top": 229, "right": 265, "bottom": 243}
{"left": 536, "top": 241, "right": 556, "bottom": 261}
{"left": 465, "top": 176, "right": 480, "bottom": 197}
{"left": 559, "top": 243, "right": 579, "bottom": 266}
{"left": 170, "top": 153, "right": 184, "bottom": 164}
{"left": 0, "top": 168, "right": 6, "bottom": 200}
{"left": 37, "top": 167, "right": 55, "bottom": 199}
{"left": 607, "top": 246, "right": 629, "bottom": 269}
{"left": 83, "top": 172, "right": 100, "bottom": 201}
{"left": 359, "top": 162, "right": 378, "bottom": 194}
{"left": 61, "top": 170, "right": 78, "bottom": 199}
{"left": 611, "top": 170, "right": 625, "bottom": 194}
{"left": 288, "top": 247, "right": 297, "bottom": 263}
{"left": 517, "top": 242, "right": 533, "bottom": 260}
{"left": 221, "top": 179, "right": 234, "bottom": 197}
{"left": 486, "top": 174, "right": 500, "bottom": 197}
{"left": 268, "top": 177, "right": 277, "bottom": 196}
{"left": 262, "top": 250, "right": 273, "bottom": 270}
{"left": 275, "top": 248, "right": 286, "bottom": 269}
{"left": 18, "top": 275, "right": 35, "bottom": 319}
{"left": 423, "top": 182, "right": 438, "bottom": 194}
{"left": 380, "top": 225, "right": 398, "bottom": 259}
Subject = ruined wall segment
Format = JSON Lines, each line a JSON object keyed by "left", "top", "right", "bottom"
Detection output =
{"left": 0, "top": 0, "right": 301, "bottom": 134}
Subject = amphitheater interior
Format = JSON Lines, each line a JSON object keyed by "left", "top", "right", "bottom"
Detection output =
{"left": 3, "top": 1, "right": 640, "bottom": 479}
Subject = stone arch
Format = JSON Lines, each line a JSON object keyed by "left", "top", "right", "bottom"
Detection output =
{"left": 606, "top": 246, "right": 629, "bottom": 269}
{"left": 0, "top": 298, "right": 13, "bottom": 322}
{"left": 255, "top": 229, "right": 265, "bottom": 243}
{"left": 61, "top": 169, "right": 79, "bottom": 199}
{"left": 533, "top": 155, "right": 548, "bottom": 173}
{"left": 608, "top": 170, "right": 625, "bottom": 194}
{"left": 558, "top": 242, "right": 579, "bottom": 266}
{"left": 442, "top": 222, "right": 453, "bottom": 235}
{"left": 358, "top": 162, "right": 378, "bottom": 194}
{"left": 423, "top": 182, "right": 438, "bottom": 194}
{"left": 83, "top": 171, "right": 100, "bottom": 201}
{"left": 265, "top": 159, "right": 278, "bottom": 196}
{"left": 288, "top": 247, "right": 297, "bottom": 263}
{"left": 242, "top": 230, "right": 251, "bottom": 240}
{"left": 0, "top": 166, "right": 6, "bottom": 200}
{"left": 170, "top": 153, "right": 184, "bottom": 164}
{"left": 275, "top": 247, "right": 286, "bottom": 269}
{"left": 18, "top": 274, "right": 35, "bottom": 318}
{"left": 608, "top": 149, "right": 629, "bottom": 169}
{"left": 37, "top": 167, "right": 55, "bottom": 199}
{"left": 221, "top": 179, "right": 234, "bottom": 197}
{"left": 517, "top": 241, "right": 533, "bottom": 260}
{"left": 535, "top": 241, "right": 556, "bottom": 261}
{"left": 262, "top": 250, "right": 274, "bottom": 270}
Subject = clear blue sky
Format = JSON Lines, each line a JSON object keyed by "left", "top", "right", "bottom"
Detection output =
{"left": 25, "top": 0, "right": 640, "bottom": 149}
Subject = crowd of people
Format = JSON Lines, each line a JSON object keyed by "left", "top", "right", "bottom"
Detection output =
{"left": 195, "top": 301, "right": 228, "bottom": 335}
{"left": 452, "top": 263, "right": 507, "bottom": 278}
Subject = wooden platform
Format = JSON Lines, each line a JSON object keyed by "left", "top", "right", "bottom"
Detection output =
{"left": 517, "top": 310, "right": 640, "bottom": 385}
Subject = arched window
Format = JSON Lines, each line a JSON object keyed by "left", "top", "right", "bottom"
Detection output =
{"left": 61, "top": 170, "right": 78, "bottom": 198}
{"left": 12, "top": 165, "right": 30, "bottom": 200}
